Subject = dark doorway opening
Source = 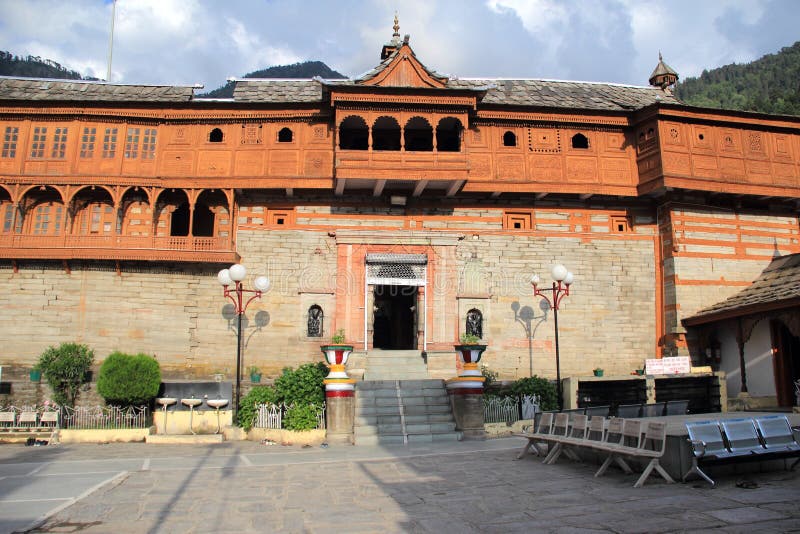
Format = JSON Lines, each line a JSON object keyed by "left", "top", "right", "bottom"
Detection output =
{"left": 170, "top": 203, "right": 190, "bottom": 236}
{"left": 193, "top": 204, "right": 215, "bottom": 236}
{"left": 771, "top": 320, "right": 800, "bottom": 407}
{"left": 372, "top": 284, "right": 417, "bottom": 350}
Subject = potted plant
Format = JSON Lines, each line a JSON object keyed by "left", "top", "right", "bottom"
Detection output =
{"left": 248, "top": 366, "right": 262, "bottom": 383}
{"left": 29, "top": 366, "right": 41, "bottom": 382}
{"left": 320, "top": 329, "right": 353, "bottom": 380}
{"left": 593, "top": 368, "right": 604, "bottom": 377}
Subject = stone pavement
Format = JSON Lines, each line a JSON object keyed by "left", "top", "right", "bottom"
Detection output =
{"left": 0, "top": 437, "right": 798, "bottom": 533}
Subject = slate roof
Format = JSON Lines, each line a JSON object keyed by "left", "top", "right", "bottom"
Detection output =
{"left": 0, "top": 77, "right": 196, "bottom": 102}
{"left": 683, "top": 253, "right": 800, "bottom": 325}
{"left": 231, "top": 79, "right": 325, "bottom": 103}
{"left": 448, "top": 78, "right": 680, "bottom": 111}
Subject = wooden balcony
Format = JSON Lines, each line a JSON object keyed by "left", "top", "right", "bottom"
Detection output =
{"left": 335, "top": 150, "right": 469, "bottom": 181}
{"left": 0, "top": 234, "right": 238, "bottom": 263}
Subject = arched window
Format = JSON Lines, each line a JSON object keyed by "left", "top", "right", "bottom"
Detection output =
{"left": 307, "top": 305, "right": 323, "bottom": 337}
{"left": 503, "top": 131, "right": 516, "bottom": 147}
{"left": 339, "top": 116, "right": 368, "bottom": 150}
{"left": 372, "top": 116, "right": 400, "bottom": 151}
{"left": 436, "top": 117, "right": 462, "bottom": 152}
{"left": 278, "top": 127, "right": 293, "bottom": 143}
{"left": 404, "top": 116, "right": 433, "bottom": 151}
{"left": 571, "top": 133, "right": 589, "bottom": 149}
{"left": 209, "top": 128, "right": 223, "bottom": 143}
{"left": 465, "top": 309, "right": 483, "bottom": 339}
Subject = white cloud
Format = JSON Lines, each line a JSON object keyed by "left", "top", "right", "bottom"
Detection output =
{"left": 0, "top": 0, "right": 796, "bottom": 89}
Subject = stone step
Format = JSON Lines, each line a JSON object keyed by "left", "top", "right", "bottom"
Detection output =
{"left": 405, "top": 422, "right": 457, "bottom": 433}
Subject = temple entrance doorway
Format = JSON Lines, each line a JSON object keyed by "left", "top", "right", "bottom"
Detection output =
{"left": 771, "top": 320, "right": 800, "bottom": 407}
{"left": 372, "top": 285, "right": 417, "bottom": 350}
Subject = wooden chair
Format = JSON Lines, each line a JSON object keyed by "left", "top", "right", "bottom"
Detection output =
{"left": 39, "top": 411, "right": 59, "bottom": 429}
{"left": 516, "top": 411, "right": 554, "bottom": 459}
{"left": 628, "top": 421, "right": 675, "bottom": 488}
{"left": 595, "top": 419, "right": 637, "bottom": 478}
{"left": 0, "top": 410, "right": 16, "bottom": 429}
{"left": 17, "top": 410, "right": 38, "bottom": 430}
{"left": 544, "top": 414, "right": 588, "bottom": 464}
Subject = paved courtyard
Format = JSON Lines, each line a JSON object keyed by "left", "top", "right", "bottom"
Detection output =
{"left": 0, "top": 437, "right": 798, "bottom": 533}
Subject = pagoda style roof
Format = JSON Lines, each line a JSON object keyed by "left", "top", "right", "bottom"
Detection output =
{"left": 0, "top": 76, "right": 196, "bottom": 102}
{"left": 683, "top": 253, "right": 800, "bottom": 326}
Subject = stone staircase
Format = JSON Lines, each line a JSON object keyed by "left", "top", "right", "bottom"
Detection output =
{"left": 354, "top": 379, "right": 462, "bottom": 445}
{"left": 363, "top": 349, "right": 429, "bottom": 380}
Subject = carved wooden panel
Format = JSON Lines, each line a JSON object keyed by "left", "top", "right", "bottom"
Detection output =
{"left": 240, "top": 124, "right": 262, "bottom": 145}
{"left": 692, "top": 155, "right": 718, "bottom": 177}
{"left": 663, "top": 122, "right": 684, "bottom": 148}
{"left": 773, "top": 134, "right": 795, "bottom": 162}
{"left": 234, "top": 151, "right": 265, "bottom": 176}
{"left": 528, "top": 128, "right": 560, "bottom": 153}
{"left": 496, "top": 155, "right": 525, "bottom": 181}
{"left": 663, "top": 151, "right": 691, "bottom": 175}
{"left": 744, "top": 131, "right": 767, "bottom": 158}
{"left": 530, "top": 155, "right": 562, "bottom": 182}
{"left": 46, "top": 161, "right": 68, "bottom": 175}
{"left": 772, "top": 162, "right": 797, "bottom": 186}
{"left": 23, "top": 161, "right": 46, "bottom": 174}
{"left": 269, "top": 150, "right": 299, "bottom": 175}
{"left": 304, "top": 152, "right": 331, "bottom": 176}
{"left": 600, "top": 157, "right": 632, "bottom": 185}
{"left": 746, "top": 160, "right": 771, "bottom": 177}
{"left": 718, "top": 129, "right": 742, "bottom": 155}
{"left": 197, "top": 151, "right": 231, "bottom": 176}
{"left": 602, "top": 132, "right": 626, "bottom": 152}
{"left": 160, "top": 150, "right": 194, "bottom": 175}
{"left": 566, "top": 156, "right": 598, "bottom": 183}
{"left": 470, "top": 127, "right": 487, "bottom": 148}
{"left": 719, "top": 157, "right": 745, "bottom": 181}
{"left": 0, "top": 160, "right": 16, "bottom": 173}
{"left": 468, "top": 154, "right": 491, "bottom": 179}
{"left": 169, "top": 126, "right": 191, "bottom": 145}
{"left": 691, "top": 126, "right": 713, "bottom": 152}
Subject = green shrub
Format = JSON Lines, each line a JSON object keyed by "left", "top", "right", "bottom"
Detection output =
{"left": 37, "top": 343, "right": 94, "bottom": 407}
{"left": 274, "top": 362, "right": 327, "bottom": 406}
{"left": 508, "top": 376, "right": 558, "bottom": 411}
{"left": 237, "top": 385, "right": 279, "bottom": 431}
{"left": 284, "top": 403, "right": 322, "bottom": 431}
{"left": 96, "top": 351, "right": 161, "bottom": 407}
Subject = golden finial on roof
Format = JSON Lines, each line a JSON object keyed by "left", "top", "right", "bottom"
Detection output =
{"left": 393, "top": 12, "right": 400, "bottom": 38}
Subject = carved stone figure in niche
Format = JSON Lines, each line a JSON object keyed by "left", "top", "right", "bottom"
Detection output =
{"left": 466, "top": 308, "right": 483, "bottom": 339}
{"left": 307, "top": 305, "right": 323, "bottom": 337}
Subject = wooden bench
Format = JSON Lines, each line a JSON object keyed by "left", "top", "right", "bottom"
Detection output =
{"left": 684, "top": 415, "right": 800, "bottom": 487}
{"left": 515, "top": 411, "right": 554, "bottom": 459}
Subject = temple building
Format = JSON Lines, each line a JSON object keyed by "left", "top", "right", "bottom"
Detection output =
{"left": 1, "top": 22, "right": 799, "bottom": 409}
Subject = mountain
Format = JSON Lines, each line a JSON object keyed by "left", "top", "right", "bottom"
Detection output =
{"left": 0, "top": 51, "right": 89, "bottom": 80}
{"left": 674, "top": 41, "right": 800, "bottom": 116}
{"left": 198, "top": 61, "right": 347, "bottom": 98}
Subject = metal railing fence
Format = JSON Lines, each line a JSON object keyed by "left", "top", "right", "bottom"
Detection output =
{"left": 483, "top": 394, "right": 540, "bottom": 424}
{"left": 254, "top": 402, "right": 326, "bottom": 430}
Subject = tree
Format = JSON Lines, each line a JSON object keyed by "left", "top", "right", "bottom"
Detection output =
{"left": 37, "top": 343, "right": 94, "bottom": 407}
{"left": 96, "top": 352, "right": 161, "bottom": 407}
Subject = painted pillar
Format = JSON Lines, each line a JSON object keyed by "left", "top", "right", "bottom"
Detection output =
{"left": 446, "top": 344, "right": 486, "bottom": 439}
{"left": 321, "top": 344, "right": 355, "bottom": 444}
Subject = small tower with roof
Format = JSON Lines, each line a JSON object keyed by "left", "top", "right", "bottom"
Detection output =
{"left": 649, "top": 52, "right": 679, "bottom": 90}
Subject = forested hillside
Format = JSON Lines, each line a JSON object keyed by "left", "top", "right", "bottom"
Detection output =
{"left": 0, "top": 51, "right": 87, "bottom": 80}
{"left": 675, "top": 41, "right": 800, "bottom": 116}
{"left": 199, "top": 61, "right": 346, "bottom": 98}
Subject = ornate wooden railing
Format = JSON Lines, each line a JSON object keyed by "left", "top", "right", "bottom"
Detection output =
{"left": 0, "top": 233, "right": 238, "bottom": 263}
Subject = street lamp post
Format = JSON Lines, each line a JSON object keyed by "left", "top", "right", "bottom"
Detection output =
{"left": 531, "top": 264, "right": 574, "bottom": 412}
{"left": 217, "top": 263, "right": 270, "bottom": 422}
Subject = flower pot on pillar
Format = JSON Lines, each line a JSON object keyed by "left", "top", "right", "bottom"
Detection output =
{"left": 446, "top": 342, "right": 487, "bottom": 439}
{"left": 320, "top": 339, "right": 356, "bottom": 444}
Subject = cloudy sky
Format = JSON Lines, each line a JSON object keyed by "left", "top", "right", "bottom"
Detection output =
{"left": 0, "top": 0, "right": 798, "bottom": 91}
